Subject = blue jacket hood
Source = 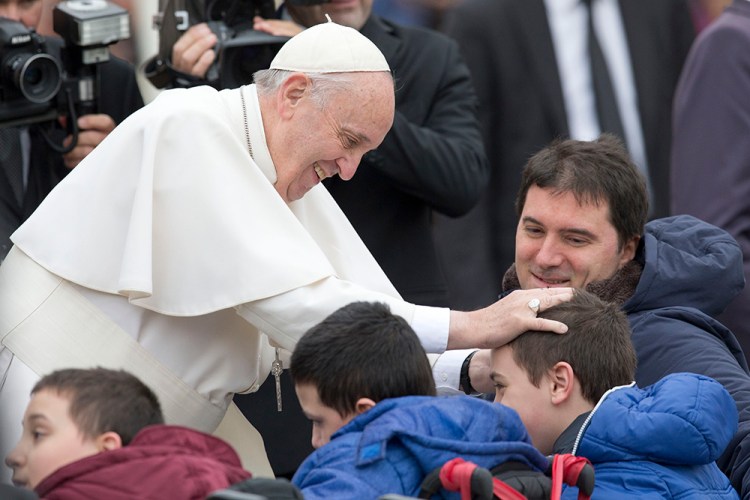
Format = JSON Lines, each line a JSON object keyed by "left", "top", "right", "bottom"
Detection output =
{"left": 626, "top": 215, "right": 744, "bottom": 317}
{"left": 341, "top": 395, "right": 549, "bottom": 473}
{"left": 294, "top": 396, "right": 550, "bottom": 500}
{"left": 577, "top": 373, "right": 738, "bottom": 465}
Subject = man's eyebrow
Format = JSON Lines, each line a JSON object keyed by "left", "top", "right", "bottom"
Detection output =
{"left": 561, "top": 227, "right": 598, "bottom": 240}
{"left": 341, "top": 128, "right": 370, "bottom": 144}
{"left": 489, "top": 371, "right": 504, "bottom": 383}
{"left": 521, "top": 215, "right": 542, "bottom": 225}
{"left": 521, "top": 216, "right": 597, "bottom": 240}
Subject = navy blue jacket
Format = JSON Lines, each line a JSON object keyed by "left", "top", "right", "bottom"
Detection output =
{"left": 625, "top": 216, "right": 750, "bottom": 497}
{"left": 562, "top": 373, "right": 738, "bottom": 499}
{"left": 503, "top": 215, "right": 750, "bottom": 497}
{"left": 292, "top": 396, "right": 548, "bottom": 499}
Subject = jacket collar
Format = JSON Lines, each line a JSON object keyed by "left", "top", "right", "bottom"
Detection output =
{"left": 553, "top": 411, "right": 590, "bottom": 454}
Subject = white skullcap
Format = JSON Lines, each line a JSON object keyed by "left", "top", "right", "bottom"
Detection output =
{"left": 269, "top": 18, "right": 390, "bottom": 73}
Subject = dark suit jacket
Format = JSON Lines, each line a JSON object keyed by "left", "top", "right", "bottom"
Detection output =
{"left": 671, "top": 1, "right": 750, "bottom": 364}
{"left": 0, "top": 38, "right": 143, "bottom": 259}
{"left": 433, "top": 0, "right": 695, "bottom": 309}
{"left": 323, "top": 15, "right": 488, "bottom": 307}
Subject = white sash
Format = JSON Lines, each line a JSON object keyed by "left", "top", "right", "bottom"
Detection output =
{"left": 0, "top": 246, "right": 226, "bottom": 432}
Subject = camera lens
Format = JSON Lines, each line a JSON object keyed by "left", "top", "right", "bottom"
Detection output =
{"left": 24, "top": 67, "right": 43, "bottom": 86}
{"left": 11, "top": 53, "right": 62, "bottom": 104}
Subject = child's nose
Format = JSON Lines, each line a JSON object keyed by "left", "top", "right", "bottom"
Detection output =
{"left": 5, "top": 447, "right": 21, "bottom": 468}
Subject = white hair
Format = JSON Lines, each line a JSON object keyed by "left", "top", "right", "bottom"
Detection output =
{"left": 253, "top": 69, "right": 392, "bottom": 108}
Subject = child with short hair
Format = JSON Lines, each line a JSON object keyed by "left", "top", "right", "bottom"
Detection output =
{"left": 5, "top": 367, "right": 251, "bottom": 498}
{"left": 491, "top": 290, "right": 739, "bottom": 499}
{"left": 290, "top": 301, "right": 549, "bottom": 499}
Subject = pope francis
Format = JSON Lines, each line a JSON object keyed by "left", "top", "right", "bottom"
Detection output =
{"left": 0, "top": 20, "right": 571, "bottom": 481}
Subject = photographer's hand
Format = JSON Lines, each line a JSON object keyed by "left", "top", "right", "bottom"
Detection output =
{"left": 253, "top": 16, "right": 304, "bottom": 37}
{"left": 62, "top": 114, "right": 115, "bottom": 169}
{"left": 171, "top": 23, "right": 218, "bottom": 78}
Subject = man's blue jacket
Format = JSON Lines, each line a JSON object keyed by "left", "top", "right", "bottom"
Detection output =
{"left": 626, "top": 216, "right": 750, "bottom": 497}
{"left": 504, "top": 215, "right": 750, "bottom": 497}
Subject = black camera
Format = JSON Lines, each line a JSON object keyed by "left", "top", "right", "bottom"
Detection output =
{"left": 148, "top": 0, "right": 328, "bottom": 90}
{"left": 203, "top": 0, "right": 290, "bottom": 89}
{"left": 0, "top": 20, "right": 62, "bottom": 125}
{"left": 0, "top": 0, "right": 130, "bottom": 138}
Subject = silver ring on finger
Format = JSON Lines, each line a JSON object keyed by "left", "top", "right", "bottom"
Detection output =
{"left": 527, "top": 298, "right": 541, "bottom": 314}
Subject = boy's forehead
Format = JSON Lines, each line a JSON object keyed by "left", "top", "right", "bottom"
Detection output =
{"left": 294, "top": 382, "right": 323, "bottom": 406}
{"left": 490, "top": 345, "right": 513, "bottom": 373}
{"left": 491, "top": 344, "right": 512, "bottom": 357}
{"left": 25, "top": 389, "right": 72, "bottom": 420}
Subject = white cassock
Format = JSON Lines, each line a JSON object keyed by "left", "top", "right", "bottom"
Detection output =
{"left": 0, "top": 85, "right": 455, "bottom": 481}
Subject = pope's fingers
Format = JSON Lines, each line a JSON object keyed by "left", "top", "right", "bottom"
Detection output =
{"left": 539, "top": 287, "right": 576, "bottom": 296}
{"left": 536, "top": 288, "right": 575, "bottom": 312}
{"left": 530, "top": 317, "right": 569, "bottom": 334}
{"left": 505, "top": 287, "right": 574, "bottom": 311}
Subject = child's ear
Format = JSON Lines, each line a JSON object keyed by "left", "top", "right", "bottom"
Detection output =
{"left": 96, "top": 431, "right": 123, "bottom": 452}
{"left": 549, "top": 362, "right": 575, "bottom": 406}
{"left": 354, "top": 397, "right": 377, "bottom": 415}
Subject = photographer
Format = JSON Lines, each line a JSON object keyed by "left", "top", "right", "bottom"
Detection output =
{"left": 0, "top": 0, "right": 143, "bottom": 261}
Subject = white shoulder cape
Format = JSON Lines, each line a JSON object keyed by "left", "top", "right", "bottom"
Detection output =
{"left": 12, "top": 85, "right": 399, "bottom": 315}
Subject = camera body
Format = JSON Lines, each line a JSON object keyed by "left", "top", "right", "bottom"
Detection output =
{"left": 0, "top": 19, "right": 62, "bottom": 125}
{"left": 205, "top": 17, "right": 289, "bottom": 89}
{"left": 148, "top": 0, "right": 328, "bottom": 90}
{"left": 0, "top": 0, "right": 130, "bottom": 128}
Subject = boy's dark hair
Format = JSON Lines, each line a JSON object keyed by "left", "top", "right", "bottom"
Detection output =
{"left": 508, "top": 290, "right": 636, "bottom": 404}
{"left": 516, "top": 134, "right": 648, "bottom": 250}
{"left": 32, "top": 367, "right": 164, "bottom": 445}
{"left": 290, "top": 301, "right": 436, "bottom": 417}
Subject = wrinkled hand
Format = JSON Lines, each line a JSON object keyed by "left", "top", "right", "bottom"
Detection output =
{"left": 171, "top": 23, "right": 218, "bottom": 77}
{"left": 62, "top": 114, "right": 115, "bottom": 169}
{"left": 253, "top": 16, "right": 304, "bottom": 37}
{"left": 448, "top": 287, "right": 574, "bottom": 350}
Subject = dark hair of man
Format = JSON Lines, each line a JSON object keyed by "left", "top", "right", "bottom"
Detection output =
{"left": 507, "top": 290, "right": 636, "bottom": 404}
{"left": 515, "top": 134, "right": 649, "bottom": 250}
{"left": 290, "top": 301, "right": 436, "bottom": 417}
{"left": 32, "top": 367, "right": 164, "bottom": 445}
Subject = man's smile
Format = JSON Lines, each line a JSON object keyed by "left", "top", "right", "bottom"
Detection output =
{"left": 530, "top": 271, "right": 570, "bottom": 287}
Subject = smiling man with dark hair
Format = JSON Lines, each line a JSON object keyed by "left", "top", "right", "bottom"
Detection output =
{"left": 458, "top": 134, "right": 750, "bottom": 497}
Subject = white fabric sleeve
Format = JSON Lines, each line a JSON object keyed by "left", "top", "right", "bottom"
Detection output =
{"left": 431, "top": 348, "right": 478, "bottom": 394}
{"left": 234, "top": 277, "right": 451, "bottom": 353}
{"left": 411, "top": 304, "right": 450, "bottom": 353}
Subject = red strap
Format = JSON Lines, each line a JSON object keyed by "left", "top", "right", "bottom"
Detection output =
{"left": 491, "top": 478, "right": 527, "bottom": 500}
{"left": 439, "top": 457, "right": 528, "bottom": 500}
{"left": 439, "top": 458, "right": 478, "bottom": 500}
{"left": 550, "top": 454, "right": 592, "bottom": 500}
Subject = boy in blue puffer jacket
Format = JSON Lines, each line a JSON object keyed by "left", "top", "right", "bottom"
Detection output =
{"left": 491, "top": 289, "right": 739, "bottom": 499}
{"left": 290, "top": 301, "right": 550, "bottom": 499}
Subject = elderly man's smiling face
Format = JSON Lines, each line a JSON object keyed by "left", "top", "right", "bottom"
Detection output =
{"left": 272, "top": 71, "right": 394, "bottom": 203}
